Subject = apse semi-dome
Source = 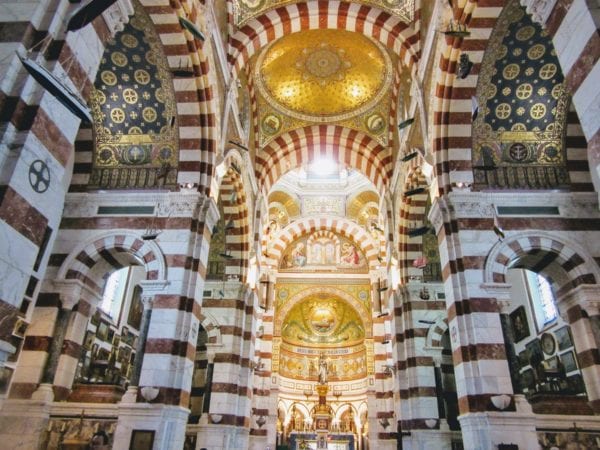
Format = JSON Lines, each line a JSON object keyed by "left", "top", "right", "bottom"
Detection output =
{"left": 255, "top": 29, "right": 392, "bottom": 122}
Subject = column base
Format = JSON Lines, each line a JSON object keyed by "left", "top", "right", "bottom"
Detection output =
{"left": 196, "top": 424, "right": 250, "bottom": 450}
{"left": 113, "top": 403, "right": 189, "bottom": 450}
{"left": 0, "top": 398, "right": 52, "bottom": 450}
{"left": 31, "top": 383, "right": 55, "bottom": 402}
{"left": 402, "top": 430, "right": 456, "bottom": 450}
{"left": 458, "top": 408, "right": 537, "bottom": 450}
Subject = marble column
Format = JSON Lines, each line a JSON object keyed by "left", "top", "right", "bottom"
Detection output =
{"left": 113, "top": 280, "right": 195, "bottom": 450}
{"left": 129, "top": 293, "right": 154, "bottom": 388}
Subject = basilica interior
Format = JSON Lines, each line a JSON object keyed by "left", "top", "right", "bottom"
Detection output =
{"left": 0, "top": 0, "right": 599, "bottom": 449}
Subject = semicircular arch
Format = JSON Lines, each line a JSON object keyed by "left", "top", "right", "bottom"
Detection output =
{"left": 57, "top": 231, "right": 167, "bottom": 295}
{"left": 266, "top": 217, "right": 380, "bottom": 271}
{"left": 484, "top": 231, "right": 600, "bottom": 295}
{"left": 257, "top": 125, "right": 392, "bottom": 195}
{"left": 228, "top": 2, "right": 419, "bottom": 79}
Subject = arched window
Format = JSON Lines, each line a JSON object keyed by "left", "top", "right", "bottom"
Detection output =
{"left": 100, "top": 267, "right": 130, "bottom": 319}
{"left": 525, "top": 270, "right": 558, "bottom": 332}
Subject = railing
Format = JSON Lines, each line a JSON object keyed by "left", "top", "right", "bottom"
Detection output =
{"left": 474, "top": 165, "right": 570, "bottom": 190}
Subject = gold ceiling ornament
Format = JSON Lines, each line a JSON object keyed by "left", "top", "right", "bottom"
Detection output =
{"left": 234, "top": 0, "right": 414, "bottom": 27}
{"left": 255, "top": 29, "right": 392, "bottom": 123}
{"left": 280, "top": 294, "right": 365, "bottom": 347}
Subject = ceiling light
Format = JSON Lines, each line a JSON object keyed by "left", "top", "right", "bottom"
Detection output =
{"left": 309, "top": 157, "right": 337, "bottom": 177}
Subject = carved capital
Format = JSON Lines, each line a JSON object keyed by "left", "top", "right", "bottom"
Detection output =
{"left": 202, "top": 196, "right": 221, "bottom": 232}
{"left": 102, "top": 0, "right": 134, "bottom": 35}
{"left": 556, "top": 284, "right": 600, "bottom": 318}
{"left": 520, "top": 0, "right": 558, "bottom": 26}
{"left": 53, "top": 279, "right": 101, "bottom": 309}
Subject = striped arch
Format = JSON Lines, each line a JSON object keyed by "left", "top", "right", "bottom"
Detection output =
{"left": 257, "top": 125, "right": 393, "bottom": 195}
{"left": 425, "top": 316, "right": 449, "bottom": 349}
{"left": 71, "top": 0, "right": 219, "bottom": 194}
{"left": 57, "top": 231, "right": 166, "bottom": 295}
{"left": 430, "top": 0, "right": 498, "bottom": 195}
{"left": 265, "top": 217, "right": 380, "bottom": 271}
{"left": 397, "top": 167, "right": 430, "bottom": 281}
{"left": 197, "top": 311, "right": 223, "bottom": 346}
{"left": 218, "top": 165, "right": 251, "bottom": 281}
{"left": 227, "top": 1, "right": 420, "bottom": 79}
{"left": 485, "top": 231, "right": 600, "bottom": 295}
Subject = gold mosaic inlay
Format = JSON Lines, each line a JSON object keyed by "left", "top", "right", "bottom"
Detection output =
{"left": 255, "top": 29, "right": 392, "bottom": 122}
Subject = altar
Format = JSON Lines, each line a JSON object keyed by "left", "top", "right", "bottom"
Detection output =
{"left": 289, "top": 432, "right": 355, "bottom": 450}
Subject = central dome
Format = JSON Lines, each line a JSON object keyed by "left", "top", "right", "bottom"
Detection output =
{"left": 255, "top": 29, "right": 391, "bottom": 121}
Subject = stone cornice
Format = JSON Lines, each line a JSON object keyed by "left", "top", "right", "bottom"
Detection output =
{"left": 63, "top": 191, "right": 207, "bottom": 218}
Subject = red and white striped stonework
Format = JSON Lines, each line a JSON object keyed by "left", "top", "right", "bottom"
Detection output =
{"left": 394, "top": 287, "right": 447, "bottom": 431}
{"left": 227, "top": 0, "right": 421, "bottom": 81}
{"left": 142, "top": 0, "right": 220, "bottom": 194}
{"left": 256, "top": 125, "right": 393, "bottom": 195}
{"left": 397, "top": 167, "right": 430, "bottom": 282}
{"left": 484, "top": 230, "right": 600, "bottom": 409}
{"left": 0, "top": 0, "right": 123, "bottom": 345}
{"left": 540, "top": 0, "right": 600, "bottom": 189}
{"left": 431, "top": 0, "right": 505, "bottom": 194}
{"left": 265, "top": 216, "right": 381, "bottom": 270}
{"left": 432, "top": 0, "right": 597, "bottom": 195}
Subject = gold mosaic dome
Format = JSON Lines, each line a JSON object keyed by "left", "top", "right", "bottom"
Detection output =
{"left": 255, "top": 29, "right": 392, "bottom": 121}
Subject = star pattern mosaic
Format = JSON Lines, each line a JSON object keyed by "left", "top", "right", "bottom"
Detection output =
{"left": 472, "top": 0, "right": 570, "bottom": 189}
{"left": 89, "top": 2, "right": 178, "bottom": 189}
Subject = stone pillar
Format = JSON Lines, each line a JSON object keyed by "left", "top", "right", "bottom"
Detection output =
{"left": 429, "top": 197, "right": 539, "bottom": 450}
{"left": 451, "top": 283, "right": 538, "bottom": 450}
{"left": 0, "top": 280, "right": 95, "bottom": 450}
{"left": 556, "top": 284, "right": 600, "bottom": 412}
{"left": 51, "top": 280, "right": 99, "bottom": 400}
{"left": 113, "top": 280, "right": 196, "bottom": 450}
{"left": 131, "top": 293, "right": 153, "bottom": 385}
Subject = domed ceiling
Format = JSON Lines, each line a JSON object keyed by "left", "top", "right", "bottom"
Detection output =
{"left": 281, "top": 294, "right": 365, "bottom": 347}
{"left": 255, "top": 29, "right": 392, "bottom": 122}
{"left": 278, "top": 293, "right": 368, "bottom": 382}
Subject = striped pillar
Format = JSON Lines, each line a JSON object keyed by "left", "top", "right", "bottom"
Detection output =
{"left": 50, "top": 280, "right": 97, "bottom": 401}
{"left": 394, "top": 286, "right": 446, "bottom": 435}
{"left": 556, "top": 284, "right": 600, "bottom": 412}
{"left": 0, "top": 0, "right": 129, "bottom": 358}
{"left": 112, "top": 198, "right": 219, "bottom": 450}
{"left": 431, "top": 196, "right": 539, "bottom": 450}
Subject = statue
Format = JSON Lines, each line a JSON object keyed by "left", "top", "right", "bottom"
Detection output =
{"left": 318, "top": 353, "right": 328, "bottom": 385}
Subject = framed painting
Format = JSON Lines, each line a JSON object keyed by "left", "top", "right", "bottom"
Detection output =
{"left": 83, "top": 330, "right": 95, "bottom": 350}
{"left": 510, "top": 306, "right": 530, "bottom": 343}
{"left": 560, "top": 350, "right": 577, "bottom": 373}
{"left": 521, "top": 368, "right": 534, "bottom": 391}
{"left": 555, "top": 326, "right": 573, "bottom": 351}
{"left": 129, "top": 430, "right": 154, "bottom": 450}
{"left": 97, "top": 322, "right": 109, "bottom": 341}
{"left": 525, "top": 339, "right": 543, "bottom": 366}
{"left": 127, "top": 286, "right": 143, "bottom": 330}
